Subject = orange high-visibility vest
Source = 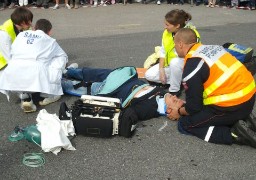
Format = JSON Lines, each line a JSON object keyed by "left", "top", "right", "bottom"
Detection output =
{"left": 183, "top": 43, "right": 255, "bottom": 107}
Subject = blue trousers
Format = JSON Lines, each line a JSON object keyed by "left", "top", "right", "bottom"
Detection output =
{"left": 63, "top": 67, "right": 112, "bottom": 96}
{"left": 66, "top": 67, "right": 112, "bottom": 82}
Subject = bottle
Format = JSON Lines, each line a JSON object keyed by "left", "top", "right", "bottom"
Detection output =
{"left": 23, "top": 125, "right": 41, "bottom": 146}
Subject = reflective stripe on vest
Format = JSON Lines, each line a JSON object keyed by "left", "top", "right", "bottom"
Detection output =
{"left": 203, "top": 61, "right": 242, "bottom": 98}
{"left": 204, "top": 81, "right": 255, "bottom": 105}
{"left": 184, "top": 44, "right": 255, "bottom": 106}
{"left": 228, "top": 44, "right": 253, "bottom": 55}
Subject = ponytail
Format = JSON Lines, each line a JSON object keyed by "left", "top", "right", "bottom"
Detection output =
{"left": 165, "top": 9, "right": 192, "bottom": 28}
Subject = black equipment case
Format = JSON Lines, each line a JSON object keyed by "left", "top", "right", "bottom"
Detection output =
{"left": 71, "top": 95, "right": 122, "bottom": 137}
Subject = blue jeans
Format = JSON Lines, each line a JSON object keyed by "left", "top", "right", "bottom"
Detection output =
{"left": 66, "top": 67, "right": 111, "bottom": 82}
{"left": 65, "top": 68, "right": 83, "bottom": 80}
{"left": 61, "top": 78, "right": 88, "bottom": 97}
{"left": 62, "top": 67, "right": 111, "bottom": 96}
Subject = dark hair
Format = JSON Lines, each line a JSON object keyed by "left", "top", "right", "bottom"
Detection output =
{"left": 11, "top": 7, "right": 33, "bottom": 26}
{"left": 34, "top": 19, "right": 52, "bottom": 34}
{"left": 165, "top": 9, "right": 192, "bottom": 28}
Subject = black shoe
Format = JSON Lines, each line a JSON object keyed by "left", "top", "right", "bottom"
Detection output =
{"left": 246, "top": 114, "right": 256, "bottom": 131}
{"left": 23, "top": 97, "right": 32, "bottom": 102}
{"left": 59, "top": 102, "right": 71, "bottom": 120}
{"left": 43, "top": 4, "right": 49, "bottom": 9}
{"left": 231, "top": 120, "right": 256, "bottom": 148}
{"left": 244, "top": 56, "right": 256, "bottom": 76}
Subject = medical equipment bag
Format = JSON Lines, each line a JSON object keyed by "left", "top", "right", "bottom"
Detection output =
{"left": 71, "top": 95, "right": 121, "bottom": 137}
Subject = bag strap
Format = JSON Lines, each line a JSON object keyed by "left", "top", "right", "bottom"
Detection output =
{"left": 73, "top": 81, "right": 92, "bottom": 95}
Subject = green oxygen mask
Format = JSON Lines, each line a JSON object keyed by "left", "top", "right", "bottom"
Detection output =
{"left": 8, "top": 125, "right": 41, "bottom": 146}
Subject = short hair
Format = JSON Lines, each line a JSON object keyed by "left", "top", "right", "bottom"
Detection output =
{"left": 165, "top": 9, "right": 192, "bottom": 28}
{"left": 175, "top": 28, "right": 198, "bottom": 44}
{"left": 11, "top": 7, "right": 33, "bottom": 26}
{"left": 34, "top": 19, "right": 52, "bottom": 34}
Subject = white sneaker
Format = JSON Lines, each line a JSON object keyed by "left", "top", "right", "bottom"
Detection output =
{"left": 65, "top": 4, "right": 71, "bottom": 9}
{"left": 21, "top": 100, "right": 37, "bottom": 113}
{"left": 63, "top": 63, "right": 78, "bottom": 74}
{"left": 39, "top": 95, "right": 61, "bottom": 106}
{"left": 19, "top": 0, "right": 23, "bottom": 6}
{"left": 52, "top": 4, "right": 59, "bottom": 9}
{"left": 67, "top": 63, "right": 78, "bottom": 69}
{"left": 19, "top": 93, "right": 30, "bottom": 100}
{"left": 8, "top": 2, "right": 15, "bottom": 8}
{"left": 157, "top": 0, "right": 161, "bottom": 5}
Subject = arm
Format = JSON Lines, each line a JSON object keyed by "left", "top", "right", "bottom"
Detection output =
{"left": 159, "top": 41, "right": 167, "bottom": 84}
{"left": 167, "top": 57, "right": 209, "bottom": 120}
{"left": 183, "top": 58, "right": 209, "bottom": 115}
{"left": 166, "top": 106, "right": 189, "bottom": 121}
{"left": 50, "top": 41, "right": 68, "bottom": 71}
{"left": 48, "top": 42, "right": 68, "bottom": 83}
{"left": 50, "top": 56, "right": 68, "bottom": 72}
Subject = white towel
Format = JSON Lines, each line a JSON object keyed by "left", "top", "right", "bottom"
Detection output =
{"left": 36, "top": 109, "right": 76, "bottom": 155}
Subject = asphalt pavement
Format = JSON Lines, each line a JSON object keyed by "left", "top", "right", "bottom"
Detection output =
{"left": 1, "top": 3, "right": 256, "bottom": 180}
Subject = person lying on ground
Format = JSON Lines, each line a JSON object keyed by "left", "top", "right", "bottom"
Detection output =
{"left": 0, "top": 19, "right": 68, "bottom": 113}
{"left": 62, "top": 65, "right": 185, "bottom": 121}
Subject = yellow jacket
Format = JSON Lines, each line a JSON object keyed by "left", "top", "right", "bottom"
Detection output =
{"left": 162, "top": 23, "right": 200, "bottom": 67}
{"left": 0, "top": 19, "right": 16, "bottom": 69}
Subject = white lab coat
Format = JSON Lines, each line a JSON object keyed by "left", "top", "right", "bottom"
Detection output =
{"left": 0, "top": 30, "right": 68, "bottom": 97}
